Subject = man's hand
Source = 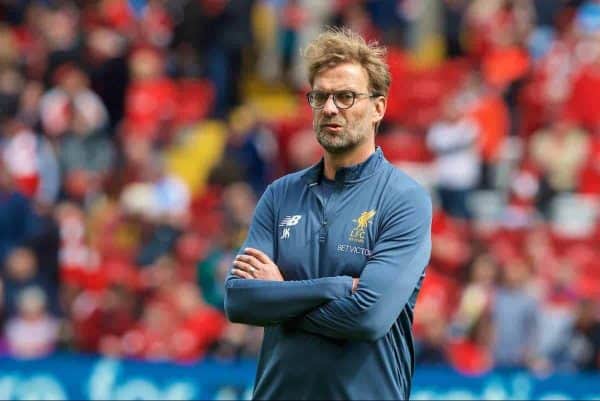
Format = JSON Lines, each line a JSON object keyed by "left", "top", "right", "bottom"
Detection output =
{"left": 352, "top": 278, "right": 359, "bottom": 293}
{"left": 232, "top": 247, "right": 284, "bottom": 281}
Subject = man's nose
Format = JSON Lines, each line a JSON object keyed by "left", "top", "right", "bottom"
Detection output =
{"left": 322, "top": 95, "right": 339, "bottom": 116}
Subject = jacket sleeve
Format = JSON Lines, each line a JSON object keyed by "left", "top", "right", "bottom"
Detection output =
{"left": 290, "top": 187, "right": 432, "bottom": 341}
{"left": 224, "top": 184, "right": 353, "bottom": 326}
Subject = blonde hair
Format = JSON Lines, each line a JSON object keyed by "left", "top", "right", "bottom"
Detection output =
{"left": 302, "top": 27, "right": 391, "bottom": 97}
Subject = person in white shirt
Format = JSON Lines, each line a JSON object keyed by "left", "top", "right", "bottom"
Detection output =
{"left": 5, "top": 286, "right": 60, "bottom": 359}
{"left": 427, "top": 97, "right": 481, "bottom": 219}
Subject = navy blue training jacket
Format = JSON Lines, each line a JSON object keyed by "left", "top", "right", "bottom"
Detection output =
{"left": 225, "top": 147, "right": 432, "bottom": 400}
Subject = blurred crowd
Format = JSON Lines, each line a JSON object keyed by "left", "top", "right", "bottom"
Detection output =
{"left": 0, "top": 0, "right": 600, "bottom": 376}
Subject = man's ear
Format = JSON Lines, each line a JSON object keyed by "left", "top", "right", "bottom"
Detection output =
{"left": 372, "top": 96, "right": 387, "bottom": 127}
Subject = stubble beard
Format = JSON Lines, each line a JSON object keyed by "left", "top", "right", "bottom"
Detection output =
{"left": 315, "top": 120, "right": 370, "bottom": 155}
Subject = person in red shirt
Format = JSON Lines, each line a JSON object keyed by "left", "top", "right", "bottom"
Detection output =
{"left": 578, "top": 125, "right": 600, "bottom": 195}
{"left": 447, "top": 312, "right": 495, "bottom": 376}
{"left": 123, "top": 46, "right": 177, "bottom": 142}
{"left": 567, "top": 57, "right": 600, "bottom": 132}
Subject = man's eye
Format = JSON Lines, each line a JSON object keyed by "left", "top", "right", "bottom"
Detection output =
{"left": 337, "top": 92, "right": 354, "bottom": 102}
{"left": 309, "top": 92, "right": 325, "bottom": 103}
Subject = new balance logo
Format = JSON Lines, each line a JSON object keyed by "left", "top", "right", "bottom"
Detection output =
{"left": 279, "top": 215, "right": 301, "bottom": 240}
{"left": 279, "top": 215, "right": 302, "bottom": 227}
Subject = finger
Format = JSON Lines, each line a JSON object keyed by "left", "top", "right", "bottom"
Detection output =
{"left": 236, "top": 254, "right": 262, "bottom": 267}
{"left": 233, "top": 260, "right": 257, "bottom": 274}
{"left": 232, "top": 268, "right": 253, "bottom": 279}
{"left": 244, "top": 248, "right": 271, "bottom": 264}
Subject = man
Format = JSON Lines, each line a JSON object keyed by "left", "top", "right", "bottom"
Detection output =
{"left": 224, "top": 28, "right": 432, "bottom": 400}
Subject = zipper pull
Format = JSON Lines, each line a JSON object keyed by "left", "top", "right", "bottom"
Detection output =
{"left": 319, "top": 220, "right": 328, "bottom": 243}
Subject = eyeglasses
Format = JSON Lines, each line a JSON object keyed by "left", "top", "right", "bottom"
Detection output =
{"left": 306, "top": 90, "right": 380, "bottom": 110}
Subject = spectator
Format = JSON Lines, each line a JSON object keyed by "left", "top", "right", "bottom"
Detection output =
{"left": 565, "top": 40, "right": 600, "bottom": 132}
{"left": 174, "top": 0, "right": 256, "bottom": 117}
{"left": 67, "top": 285, "right": 107, "bottom": 353}
{"left": 376, "top": 123, "right": 434, "bottom": 187}
{"left": 459, "top": 72, "right": 510, "bottom": 189}
{"left": 529, "top": 113, "right": 590, "bottom": 216}
{"left": 24, "top": 200, "right": 61, "bottom": 291}
{"left": 331, "top": 1, "right": 380, "bottom": 44}
{"left": 43, "top": 64, "right": 114, "bottom": 201}
{"left": 85, "top": 26, "right": 129, "bottom": 130}
{"left": 278, "top": 0, "right": 308, "bottom": 85}
{"left": 53, "top": 201, "right": 101, "bottom": 288}
{"left": 210, "top": 104, "right": 278, "bottom": 196}
{"left": 119, "top": 153, "right": 190, "bottom": 267}
{"left": 416, "top": 314, "right": 451, "bottom": 366}
{"left": 196, "top": 181, "right": 258, "bottom": 310}
{"left": 492, "top": 256, "right": 541, "bottom": 369}
{"left": 535, "top": 282, "right": 579, "bottom": 372}
{"left": 170, "top": 282, "right": 226, "bottom": 362}
{"left": 121, "top": 153, "right": 190, "bottom": 224}
{"left": 452, "top": 252, "right": 499, "bottom": 336}
{"left": 1, "top": 67, "right": 61, "bottom": 206}
{"left": 4, "top": 286, "right": 60, "bottom": 359}
{"left": 447, "top": 312, "right": 495, "bottom": 375}
{"left": 122, "top": 46, "right": 177, "bottom": 142}
{"left": 429, "top": 207, "right": 472, "bottom": 275}
{"left": 197, "top": 249, "right": 234, "bottom": 311}
{"left": 40, "top": 4, "right": 84, "bottom": 84}
{"left": 2, "top": 247, "right": 58, "bottom": 318}
{"left": 121, "top": 299, "right": 176, "bottom": 361}
{"left": 441, "top": 0, "right": 469, "bottom": 58}
{"left": 566, "top": 299, "right": 600, "bottom": 371}
{"left": 578, "top": 124, "right": 600, "bottom": 195}
{"left": 221, "top": 182, "right": 258, "bottom": 249}
{"left": 2, "top": 126, "right": 59, "bottom": 205}
{"left": 0, "top": 168, "right": 33, "bottom": 267}
{"left": 427, "top": 96, "right": 481, "bottom": 219}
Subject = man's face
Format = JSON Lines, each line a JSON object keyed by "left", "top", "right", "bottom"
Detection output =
{"left": 311, "top": 62, "right": 384, "bottom": 154}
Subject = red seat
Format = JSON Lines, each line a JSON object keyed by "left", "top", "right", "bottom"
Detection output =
{"left": 174, "top": 78, "right": 215, "bottom": 128}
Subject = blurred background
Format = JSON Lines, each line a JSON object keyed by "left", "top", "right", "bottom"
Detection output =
{"left": 0, "top": 0, "right": 600, "bottom": 399}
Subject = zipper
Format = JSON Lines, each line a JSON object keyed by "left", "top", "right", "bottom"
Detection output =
{"left": 308, "top": 181, "right": 328, "bottom": 244}
{"left": 309, "top": 180, "right": 335, "bottom": 278}
{"left": 319, "top": 186, "right": 335, "bottom": 244}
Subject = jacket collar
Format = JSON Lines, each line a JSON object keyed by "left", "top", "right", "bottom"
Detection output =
{"left": 301, "top": 147, "right": 385, "bottom": 186}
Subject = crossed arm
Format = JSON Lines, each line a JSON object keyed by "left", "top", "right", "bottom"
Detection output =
{"left": 224, "top": 248, "right": 356, "bottom": 326}
{"left": 223, "top": 185, "right": 432, "bottom": 341}
{"left": 224, "top": 186, "right": 356, "bottom": 326}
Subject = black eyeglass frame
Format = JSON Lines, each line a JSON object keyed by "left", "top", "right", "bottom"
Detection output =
{"left": 306, "top": 90, "right": 381, "bottom": 110}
